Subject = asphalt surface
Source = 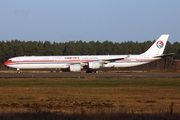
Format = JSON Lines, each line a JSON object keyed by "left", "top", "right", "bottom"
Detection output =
{"left": 0, "top": 72, "right": 180, "bottom": 78}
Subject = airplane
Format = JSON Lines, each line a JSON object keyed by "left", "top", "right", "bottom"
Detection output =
{"left": 4, "top": 34, "right": 173, "bottom": 73}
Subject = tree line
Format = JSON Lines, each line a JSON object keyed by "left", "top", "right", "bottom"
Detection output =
{"left": 0, "top": 39, "right": 180, "bottom": 69}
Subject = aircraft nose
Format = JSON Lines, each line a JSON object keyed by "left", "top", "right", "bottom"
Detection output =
{"left": 4, "top": 61, "right": 11, "bottom": 66}
{"left": 4, "top": 61, "right": 8, "bottom": 65}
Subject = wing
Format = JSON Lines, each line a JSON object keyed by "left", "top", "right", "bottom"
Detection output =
{"left": 102, "top": 54, "right": 130, "bottom": 63}
{"left": 67, "top": 55, "right": 130, "bottom": 66}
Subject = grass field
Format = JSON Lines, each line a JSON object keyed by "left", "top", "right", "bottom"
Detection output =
{"left": 0, "top": 78, "right": 180, "bottom": 119}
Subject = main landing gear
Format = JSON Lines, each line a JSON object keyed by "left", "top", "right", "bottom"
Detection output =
{"left": 86, "top": 69, "right": 99, "bottom": 73}
{"left": 50, "top": 68, "right": 61, "bottom": 73}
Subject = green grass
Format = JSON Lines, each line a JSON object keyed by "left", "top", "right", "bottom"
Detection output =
{"left": 0, "top": 78, "right": 180, "bottom": 119}
{"left": 1, "top": 78, "right": 180, "bottom": 87}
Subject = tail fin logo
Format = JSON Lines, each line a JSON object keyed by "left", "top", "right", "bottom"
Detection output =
{"left": 156, "top": 40, "right": 164, "bottom": 49}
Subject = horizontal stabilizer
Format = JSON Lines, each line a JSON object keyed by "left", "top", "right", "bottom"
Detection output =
{"left": 153, "top": 53, "right": 175, "bottom": 58}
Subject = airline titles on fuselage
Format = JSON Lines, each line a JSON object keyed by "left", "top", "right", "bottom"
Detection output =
{"left": 64, "top": 57, "right": 98, "bottom": 60}
{"left": 65, "top": 57, "right": 80, "bottom": 59}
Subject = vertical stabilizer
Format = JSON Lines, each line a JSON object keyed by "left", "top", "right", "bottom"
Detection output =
{"left": 141, "top": 34, "right": 169, "bottom": 55}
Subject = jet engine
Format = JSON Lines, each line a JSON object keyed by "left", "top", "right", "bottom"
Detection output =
{"left": 69, "top": 64, "right": 81, "bottom": 72}
{"left": 88, "top": 62, "right": 101, "bottom": 69}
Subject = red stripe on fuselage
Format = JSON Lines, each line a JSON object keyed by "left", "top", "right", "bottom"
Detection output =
{"left": 4, "top": 59, "right": 95, "bottom": 65}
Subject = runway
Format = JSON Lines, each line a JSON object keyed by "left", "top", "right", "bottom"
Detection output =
{"left": 0, "top": 72, "right": 180, "bottom": 78}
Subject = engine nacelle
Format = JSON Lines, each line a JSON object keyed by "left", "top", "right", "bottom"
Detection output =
{"left": 69, "top": 64, "right": 81, "bottom": 72}
{"left": 88, "top": 62, "right": 101, "bottom": 69}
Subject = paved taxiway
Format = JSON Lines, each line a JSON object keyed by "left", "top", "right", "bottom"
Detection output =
{"left": 0, "top": 72, "right": 180, "bottom": 78}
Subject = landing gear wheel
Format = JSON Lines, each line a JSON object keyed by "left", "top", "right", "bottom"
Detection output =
{"left": 86, "top": 69, "right": 99, "bottom": 73}
{"left": 86, "top": 69, "right": 92, "bottom": 73}
{"left": 94, "top": 70, "right": 99, "bottom": 73}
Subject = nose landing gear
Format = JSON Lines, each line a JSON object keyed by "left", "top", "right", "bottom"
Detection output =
{"left": 17, "top": 68, "right": 21, "bottom": 73}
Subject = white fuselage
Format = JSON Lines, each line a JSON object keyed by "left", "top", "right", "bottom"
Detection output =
{"left": 4, "top": 55, "right": 159, "bottom": 69}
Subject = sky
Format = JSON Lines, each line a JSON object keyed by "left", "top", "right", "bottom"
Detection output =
{"left": 1, "top": 0, "right": 180, "bottom": 43}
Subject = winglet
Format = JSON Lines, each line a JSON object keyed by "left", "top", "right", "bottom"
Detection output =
{"left": 141, "top": 34, "right": 169, "bottom": 56}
